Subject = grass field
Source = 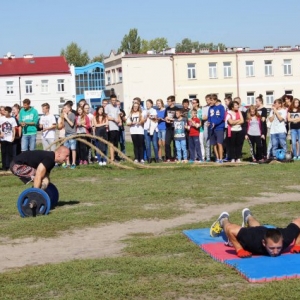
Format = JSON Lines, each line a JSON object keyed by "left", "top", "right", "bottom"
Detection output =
{"left": 1, "top": 142, "right": 300, "bottom": 299}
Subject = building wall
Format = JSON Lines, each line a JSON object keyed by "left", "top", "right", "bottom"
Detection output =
{"left": 0, "top": 73, "right": 74, "bottom": 114}
{"left": 122, "top": 56, "right": 173, "bottom": 113}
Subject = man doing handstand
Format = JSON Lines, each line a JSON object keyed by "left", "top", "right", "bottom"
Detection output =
{"left": 210, "top": 208, "right": 300, "bottom": 258}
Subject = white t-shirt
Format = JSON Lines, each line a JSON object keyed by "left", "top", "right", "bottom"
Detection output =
{"left": 144, "top": 107, "right": 158, "bottom": 132}
{"left": 39, "top": 114, "right": 56, "bottom": 139}
{"left": 269, "top": 109, "right": 287, "bottom": 134}
{"left": 105, "top": 104, "right": 120, "bottom": 131}
{"left": 129, "top": 112, "right": 144, "bottom": 135}
{"left": 0, "top": 117, "right": 17, "bottom": 142}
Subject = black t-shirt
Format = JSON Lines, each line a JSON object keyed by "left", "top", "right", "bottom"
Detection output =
{"left": 289, "top": 111, "right": 300, "bottom": 130}
{"left": 237, "top": 224, "right": 299, "bottom": 255}
{"left": 14, "top": 150, "right": 55, "bottom": 173}
{"left": 164, "top": 106, "right": 178, "bottom": 129}
{"left": 257, "top": 107, "right": 268, "bottom": 135}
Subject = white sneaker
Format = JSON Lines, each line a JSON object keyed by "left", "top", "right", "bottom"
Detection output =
{"left": 231, "top": 159, "right": 235, "bottom": 163}
{"left": 236, "top": 159, "right": 241, "bottom": 163}
{"left": 98, "top": 162, "right": 103, "bottom": 166}
{"left": 102, "top": 161, "right": 107, "bottom": 166}
{"left": 134, "top": 159, "right": 138, "bottom": 163}
{"left": 140, "top": 159, "right": 145, "bottom": 164}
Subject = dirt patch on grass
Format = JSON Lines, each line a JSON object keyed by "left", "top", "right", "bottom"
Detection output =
{"left": 0, "top": 192, "right": 300, "bottom": 273}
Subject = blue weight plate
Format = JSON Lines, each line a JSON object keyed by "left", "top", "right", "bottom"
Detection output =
{"left": 17, "top": 188, "right": 51, "bottom": 217}
{"left": 45, "top": 183, "right": 59, "bottom": 208}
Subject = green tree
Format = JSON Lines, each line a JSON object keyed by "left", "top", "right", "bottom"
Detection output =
{"left": 176, "top": 38, "right": 226, "bottom": 52}
{"left": 140, "top": 37, "right": 169, "bottom": 53}
{"left": 118, "top": 28, "right": 141, "bottom": 54}
{"left": 90, "top": 53, "right": 105, "bottom": 63}
{"left": 60, "top": 42, "right": 90, "bottom": 66}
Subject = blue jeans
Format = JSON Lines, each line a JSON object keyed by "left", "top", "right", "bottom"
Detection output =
{"left": 271, "top": 133, "right": 287, "bottom": 157}
{"left": 291, "top": 129, "right": 300, "bottom": 157}
{"left": 21, "top": 134, "right": 36, "bottom": 151}
{"left": 119, "top": 130, "right": 126, "bottom": 154}
{"left": 189, "top": 136, "right": 203, "bottom": 161}
{"left": 175, "top": 139, "right": 187, "bottom": 160}
{"left": 145, "top": 130, "right": 159, "bottom": 160}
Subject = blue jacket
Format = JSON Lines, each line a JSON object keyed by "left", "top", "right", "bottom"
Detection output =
{"left": 208, "top": 105, "right": 225, "bottom": 131}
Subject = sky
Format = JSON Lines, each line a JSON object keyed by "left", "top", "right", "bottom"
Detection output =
{"left": 2, "top": 0, "right": 300, "bottom": 59}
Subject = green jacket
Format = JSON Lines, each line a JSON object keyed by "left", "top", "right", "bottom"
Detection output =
{"left": 19, "top": 107, "right": 39, "bottom": 135}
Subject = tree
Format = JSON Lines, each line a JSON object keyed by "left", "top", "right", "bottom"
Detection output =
{"left": 60, "top": 42, "right": 90, "bottom": 66}
{"left": 118, "top": 28, "right": 141, "bottom": 54}
{"left": 140, "top": 38, "right": 169, "bottom": 53}
{"left": 176, "top": 38, "right": 226, "bottom": 53}
{"left": 90, "top": 54, "right": 105, "bottom": 63}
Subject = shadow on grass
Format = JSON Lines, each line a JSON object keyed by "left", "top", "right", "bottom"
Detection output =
{"left": 56, "top": 200, "right": 80, "bottom": 207}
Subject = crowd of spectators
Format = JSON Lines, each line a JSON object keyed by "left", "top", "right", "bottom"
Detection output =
{"left": 0, "top": 93, "right": 298, "bottom": 170}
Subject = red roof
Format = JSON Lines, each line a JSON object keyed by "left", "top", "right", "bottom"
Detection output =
{"left": 0, "top": 56, "right": 70, "bottom": 76}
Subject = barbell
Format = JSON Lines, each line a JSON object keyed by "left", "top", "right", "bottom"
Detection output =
{"left": 17, "top": 183, "right": 59, "bottom": 217}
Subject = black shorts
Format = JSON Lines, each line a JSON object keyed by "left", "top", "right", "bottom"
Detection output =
{"left": 109, "top": 130, "right": 119, "bottom": 147}
{"left": 10, "top": 162, "right": 36, "bottom": 184}
{"left": 237, "top": 223, "right": 300, "bottom": 255}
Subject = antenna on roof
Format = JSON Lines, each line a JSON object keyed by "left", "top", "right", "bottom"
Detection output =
{"left": 7, "top": 52, "right": 11, "bottom": 58}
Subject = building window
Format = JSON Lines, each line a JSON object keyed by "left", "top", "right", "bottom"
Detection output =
{"left": 247, "top": 92, "right": 255, "bottom": 105}
{"left": 209, "top": 62, "right": 217, "bottom": 78}
{"left": 6, "top": 81, "right": 14, "bottom": 94}
{"left": 246, "top": 61, "right": 254, "bottom": 77}
{"left": 106, "top": 72, "right": 111, "bottom": 85}
{"left": 187, "top": 63, "right": 196, "bottom": 79}
{"left": 112, "top": 70, "right": 116, "bottom": 84}
{"left": 118, "top": 68, "right": 123, "bottom": 83}
{"left": 264, "top": 60, "right": 273, "bottom": 76}
{"left": 283, "top": 59, "right": 292, "bottom": 75}
{"left": 25, "top": 80, "right": 33, "bottom": 94}
{"left": 225, "top": 93, "right": 233, "bottom": 99}
{"left": 188, "top": 94, "right": 197, "bottom": 101}
{"left": 285, "top": 90, "right": 293, "bottom": 95}
{"left": 57, "top": 79, "right": 65, "bottom": 92}
{"left": 223, "top": 62, "right": 232, "bottom": 78}
{"left": 41, "top": 80, "right": 49, "bottom": 93}
{"left": 266, "top": 91, "right": 274, "bottom": 105}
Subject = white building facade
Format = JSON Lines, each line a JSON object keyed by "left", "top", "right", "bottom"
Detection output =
{"left": 0, "top": 54, "right": 75, "bottom": 114}
{"left": 105, "top": 46, "right": 300, "bottom": 111}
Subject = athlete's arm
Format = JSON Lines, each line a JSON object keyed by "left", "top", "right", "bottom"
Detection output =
{"left": 33, "top": 163, "right": 47, "bottom": 189}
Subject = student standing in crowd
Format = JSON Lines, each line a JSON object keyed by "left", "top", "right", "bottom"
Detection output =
{"left": 202, "top": 95, "right": 212, "bottom": 162}
{"left": 12, "top": 104, "right": 22, "bottom": 156}
{"left": 287, "top": 98, "right": 300, "bottom": 159}
{"left": 268, "top": 99, "right": 287, "bottom": 158}
{"left": 156, "top": 99, "right": 166, "bottom": 162}
{"left": 208, "top": 94, "right": 225, "bottom": 163}
{"left": 83, "top": 103, "right": 95, "bottom": 163}
{"left": 117, "top": 100, "right": 126, "bottom": 156}
{"left": 226, "top": 101, "right": 244, "bottom": 163}
{"left": 0, "top": 106, "right": 17, "bottom": 170}
{"left": 75, "top": 106, "right": 91, "bottom": 165}
{"left": 39, "top": 103, "right": 57, "bottom": 151}
{"left": 256, "top": 95, "right": 268, "bottom": 159}
{"left": 19, "top": 98, "right": 39, "bottom": 151}
{"left": 187, "top": 109, "right": 202, "bottom": 163}
{"left": 164, "top": 95, "right": 178, "bottom": 162}
{"left": 93, "top": 106, "right": 108, "bottom": 166}
{"left": 63, "top": 102, "right": 77, "bottom": 169}
{"left": 105, "top": 95, "right": 121, "bottom": 162}
{"left": 144, "top": 99, "right": 159, "bottom": 163}
{"left": 245, "top": 105, "right": 264, "bottom": 162}
{"left": 174, "top": 108, "right": 187, "bottom": 162}
{"left": 126, "top": 102, "right": 145, "bottom": 163}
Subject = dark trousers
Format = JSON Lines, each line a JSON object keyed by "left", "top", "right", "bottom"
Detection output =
{"left": 165, "top": 128, "right": 175, "bottom": 160}
{"left": 12, "top": 138, "right": 22, "bottom": 157}
{"left": 1, "top": 141, "right": 13, "bottom": 170}
{"left": 189, "top": 136, "right": 202, "bottom": 161}
{"left": 229, "top": 131, "right": 244, "bottom": 160}
{"left": 77, "top": 135, "right": 88, "bottom": 162}
{"left": 262, "top": 134, "right": 267, "bottom": 157}
{"left": 131, "top": 134, "right": 144, "bottom": 161}
{"left": 109, "top": 130, "right": 120, "bottom": 159}
{"left": 248, "top": 135, "right": 263, "bottom": 160}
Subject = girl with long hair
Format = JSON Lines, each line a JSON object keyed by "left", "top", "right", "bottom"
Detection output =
{"left": 93, "top": 106, "right": 108, "bottom": 165}
{"left": 245, "top": 105, "right": 264, "bottom": 162}
{"left": 288, "top": 98, "right": 300, "bottom": 159}
{"left": 156, "top": 99, "right": 166, "bottom": 161}
{"left": 226, "top": 101, "right": 244, "bottom": 162}
{"left": 126, "top": 102, "right": 145, "bottom": 163}
{"left": 75, "top": 106, "right": 91, "bottom": 165}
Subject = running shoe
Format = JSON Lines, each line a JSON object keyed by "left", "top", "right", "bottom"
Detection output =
{"left": 98, "top": 162, "right": 103, "bottom": 166}
{"left": 102, "top": 161, "right": 107, "bottom": 166}
{"left": 242, "top": 208, "right": 252, "bottom": 227}
{"left": 70, "top": 164, "right": 76, "bottom": 169}
{"left": 210, "top": 212, "right": 229, "bottom": 237}
{"left": 62, "top": 163, "right": 70, "bottom": 169}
